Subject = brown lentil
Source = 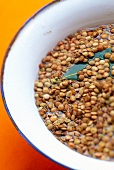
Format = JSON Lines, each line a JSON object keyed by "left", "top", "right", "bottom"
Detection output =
{"left": 34, "top": 24, "right": 114, "bottom": 161}
{"left": 110, "top": 53, "right": 114, "bottom": 62}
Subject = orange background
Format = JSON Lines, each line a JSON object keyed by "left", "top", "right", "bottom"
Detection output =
{"left": 0, "top": 1, "right": 67, "bottom": 170}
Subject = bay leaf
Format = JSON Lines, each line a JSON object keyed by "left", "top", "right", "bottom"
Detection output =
{"left": 63, "top": 63, "right": 88, "bottom": 80}
{"left": 89, "top": 48, "right": 112, "bottom": 61}
{"left": 63, "top": 48, "right": 112, "bottom": 80}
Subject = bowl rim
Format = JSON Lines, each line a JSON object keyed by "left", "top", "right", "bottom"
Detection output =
{"left": 0, "top": 1, "right": 70, "bottom": 169}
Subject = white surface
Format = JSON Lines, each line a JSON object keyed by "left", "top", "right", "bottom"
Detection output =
{"left": 2, "top": 0, "right": 114, "bottom": 169}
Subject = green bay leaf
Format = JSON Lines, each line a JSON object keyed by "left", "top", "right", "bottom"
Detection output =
{"left": 63, "top": 48, "right": 112, "bottom": 80}
{"left": 89, "top": 48, "right": 112, "bottom": 61}
{"left": 63, "top": 63, "right": 88, "bottom": 80}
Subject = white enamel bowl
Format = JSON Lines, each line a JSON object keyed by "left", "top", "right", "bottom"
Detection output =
{"left": 1, "top": 0, "right": 114, "bottom": 169}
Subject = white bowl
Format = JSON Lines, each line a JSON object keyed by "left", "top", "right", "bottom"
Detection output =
{"left": 1, "top": 0, "right": 114, "bottom": 169}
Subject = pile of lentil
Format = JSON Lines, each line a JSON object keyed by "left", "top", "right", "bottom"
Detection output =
{"left": 34, "top": 24, "right": 114, "bottom": 161}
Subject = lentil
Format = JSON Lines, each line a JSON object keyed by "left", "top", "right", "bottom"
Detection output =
{"left": 110, "top": 53, "right": 114, "bottom": 62}
{"left": 34, "top": 24, "right": 114, "bottom": 161}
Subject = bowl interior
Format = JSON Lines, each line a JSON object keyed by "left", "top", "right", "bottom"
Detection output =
{"left": 2, "top": 0, "right": 114, "bottom": 169}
